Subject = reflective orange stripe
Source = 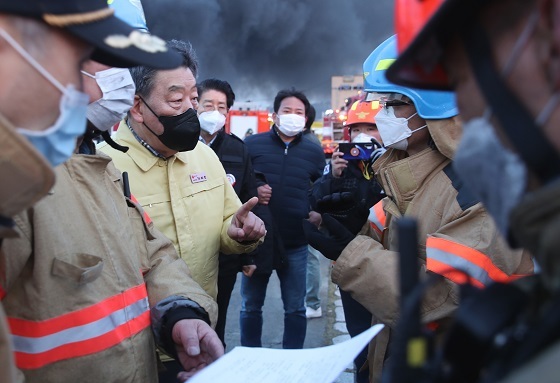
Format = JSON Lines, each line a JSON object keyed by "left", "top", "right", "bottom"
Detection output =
{"left": 9, "top": 283, "right": 150, "bottom": 369}
{"left": 369, "top": 201, "right": 386, "bottom": 233}
{"left": 130, "top": 194, "right": 152, "bottom": 225}
{"left": 426, "top": 237, "right": 523, "bottom": 287}
{"left": 9, "top": 284, "right": 147, "bottom": 337}
{"left": 14, "top": 311, "right": 150, "bottom": 369}
{"left": 427, "top": 257, "right": 485, "bottom": 289}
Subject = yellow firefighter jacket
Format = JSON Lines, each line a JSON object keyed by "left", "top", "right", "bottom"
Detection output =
{"left": 332, "top": 118, "right": 534, "bottom": 383}
{"left": 0, "top": 112, "right": 57, "bottom": 383}
{"left": 1, "top": 153, "right": 217, "bottom": 382}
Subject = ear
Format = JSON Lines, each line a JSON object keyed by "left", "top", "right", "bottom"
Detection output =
{"left": 272, "top": 112, "right": 279, "bottom": 125}
{"left": 129, "top": 95, "right": 144, "bottom": 124}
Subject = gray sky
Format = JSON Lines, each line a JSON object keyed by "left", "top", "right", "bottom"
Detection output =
{"left": 144, "top": 0, "right": 394, "bottom": 112}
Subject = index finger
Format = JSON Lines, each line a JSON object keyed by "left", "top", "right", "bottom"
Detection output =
{"left": 237, "top": 197, "right": 259, "bottom": 218}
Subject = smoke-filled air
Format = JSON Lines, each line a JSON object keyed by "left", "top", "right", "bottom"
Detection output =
{"left": 144, "top": 0, "right": 394, "bottom": 110}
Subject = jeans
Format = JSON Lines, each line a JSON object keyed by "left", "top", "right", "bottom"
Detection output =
{"left": 305, "top": 246, "right": 322, "bottom": 310}
{"left": 240, "top": 245, "right": 308, "bottom": 349}
{"left": 340, "top": 288, "right": 372, "bottom": 383}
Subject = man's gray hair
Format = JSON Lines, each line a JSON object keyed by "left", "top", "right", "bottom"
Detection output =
{"left": 129, "top": 39, "right": 199, "bottom": 98}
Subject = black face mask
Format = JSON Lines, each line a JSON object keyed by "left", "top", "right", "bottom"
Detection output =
{"left": 139, "top": 96, "right": 201, "bottom": 152}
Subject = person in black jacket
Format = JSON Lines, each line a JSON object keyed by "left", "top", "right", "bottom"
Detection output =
{"left": 242, "top": 88, "right": 326, "bottom": 349}
{"left": 196, "top": 78, "right": 259, "bottom": 348}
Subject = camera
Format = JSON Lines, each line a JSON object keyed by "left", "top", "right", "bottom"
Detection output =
{"left": 339, "top": 141, "right": 382, "bottom": 161}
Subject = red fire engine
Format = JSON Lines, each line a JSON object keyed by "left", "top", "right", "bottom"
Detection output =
{"left": 225, "top": 102, "right": 271, "bottom": 139}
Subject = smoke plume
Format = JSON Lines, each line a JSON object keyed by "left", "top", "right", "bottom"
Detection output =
{"left": 144, "top": 0, "right": 394, "bottom": 111}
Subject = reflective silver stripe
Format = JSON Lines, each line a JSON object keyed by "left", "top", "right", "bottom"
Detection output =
{"left": 12, "top": 297, "right": 149, "bottom": 354}
{"left": 427, "top": 247, "right": 493, "bottom": 286}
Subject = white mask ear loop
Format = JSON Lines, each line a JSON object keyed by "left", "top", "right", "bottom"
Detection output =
{"left": 536, "top": 92, "right": 560, "bottom": 126}
{"left": 502, "top": 9, "right": 539, "bottom": 77}
{"left": 80, "top": 70, "right": 96, "bottom": 79}
{"left": 406, "top": 112, "right": 418, "bottom": 121}
{"left": 499, "top": 9, "right": 560, "bottom": 128}
{"left": 0, "top": 27, "right": 66, "bottom": 94}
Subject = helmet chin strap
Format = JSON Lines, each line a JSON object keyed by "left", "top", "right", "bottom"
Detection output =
{"left": 101, "top": 130, "right": 129, "bottom": 153}
{"left": 463, "top": 20, "right": 560, "bottom": 184}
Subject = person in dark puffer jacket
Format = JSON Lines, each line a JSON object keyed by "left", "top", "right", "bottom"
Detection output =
{"left": 241, "top": 88, "right": 326, "bottom": 349}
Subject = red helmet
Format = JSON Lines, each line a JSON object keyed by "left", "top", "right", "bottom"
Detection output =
{"left": 345, "top": 100, "right": 380, "bottom": 127}
{"left": 387, "top": 0, "right": 470, "bottom": 90}
{"left": 395, "top": 0, "right": 443, "bottom": 55}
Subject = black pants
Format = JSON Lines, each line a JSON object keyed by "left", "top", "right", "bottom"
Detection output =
{"left": 216, "top": 273, "right": 238, "bottom": 347}
{"left": 340, "top": 288, "right": 372, "bottom": 383}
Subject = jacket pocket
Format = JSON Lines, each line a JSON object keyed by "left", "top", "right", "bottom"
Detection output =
{"left": 52, "top": 254, "right": 104, "bottom": 285}
{"left": 181, "top": 177, "right": 224, "bottom": 197}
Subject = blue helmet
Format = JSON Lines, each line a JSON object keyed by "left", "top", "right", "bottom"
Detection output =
{"left": 108, "top": 0, "right": 148, "bottom": 33}
{"left": 363, "top": 35, "right": 458, "bottom": 119}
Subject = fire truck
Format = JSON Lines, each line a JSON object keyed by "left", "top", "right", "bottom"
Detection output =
{"left": 225, "top": 102, "right": 271, "bottom": 139}
{"left": 321, "top": 109, "right": 349, "bottom": 157}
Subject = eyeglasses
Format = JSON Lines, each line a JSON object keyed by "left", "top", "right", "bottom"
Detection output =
{"left": 380, "top": 99, "right": 411, "bottom": 108}
{"left": 367, "top": 92, "right": 412, "bottom": 108}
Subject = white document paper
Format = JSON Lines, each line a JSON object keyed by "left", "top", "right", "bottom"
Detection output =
{"left": 188, "top": 323, "right": 385, "bottom": 383}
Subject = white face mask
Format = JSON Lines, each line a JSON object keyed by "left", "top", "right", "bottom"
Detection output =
{"left": 375, "top": 106, "right": 426, "bottom": 151}
{"left": 351, "top": 132, "right": 377, "bottom": 143}
{"left": 276, "top": 113, "right": 306, "bottom": 137}
{"left": 198, "top": 110, "right": 226, "bottom": 135}
{"left": 83, "top": 68, "right": 135, "bottom": 131}
{"left": 0, "top": 28, "right": 89, "bottom": 167}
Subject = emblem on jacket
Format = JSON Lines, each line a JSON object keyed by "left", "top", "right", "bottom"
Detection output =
{"left": 226, "top": 174, "right": 236, "bottom": 186}
{"left": 190, "top": 172, "right": 207, "bottom": 184}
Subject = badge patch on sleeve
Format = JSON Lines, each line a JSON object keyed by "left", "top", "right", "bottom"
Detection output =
{"left": 190, "top": 172, "right": 207, "bottom": 183}
{"left": 226, "top": 174, "right": 236, "bottom": 186}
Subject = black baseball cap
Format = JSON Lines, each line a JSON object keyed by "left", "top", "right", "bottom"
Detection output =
{"left": 0, "top": 0, "right": 182, "bottom": 69}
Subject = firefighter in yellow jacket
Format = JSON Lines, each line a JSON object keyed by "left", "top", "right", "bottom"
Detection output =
{"left": 0, "top": 0, "right": 187, "bottom": 381}
{"left": 384, "top": 0, "right": 560, "bottom": 380}
{"left": 1, "top": 57, "right": 222, "bottom": 382}
{"left": 0, "top": 1, "right": 225, "bottom": 381}
{"left": 303, "top": 35, "right": 534, "bottom": 383}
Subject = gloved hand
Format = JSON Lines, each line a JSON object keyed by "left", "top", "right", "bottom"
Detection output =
{"left": 315, "top": 192, "right": 370, "bottom": 235}
{"left": 370, "top": 146, "right": 387, "bottom": 164}
{"left": 362, "top": 137, "right": 386, "bottom": 165}
{"left": 316, "top": 191, "right": 354, "bottom": 212}
{"left": 302, "top": 214, "right": 356, "bottom": 261}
